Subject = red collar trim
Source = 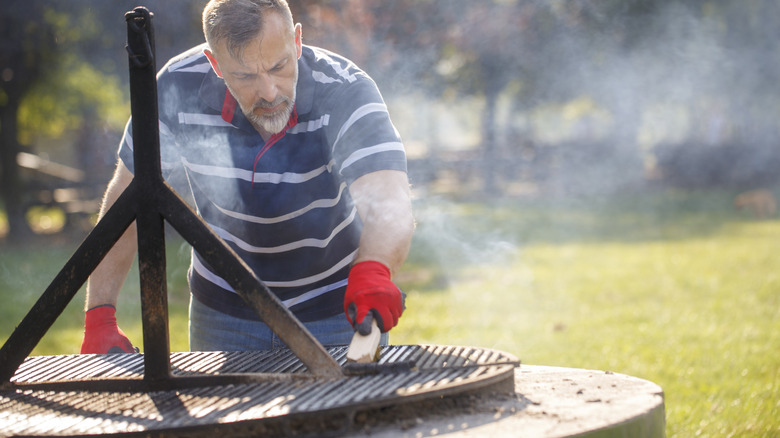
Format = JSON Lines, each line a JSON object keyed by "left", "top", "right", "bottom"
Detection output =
{"left": 221, "top": 89, "right": 238, "bottom": 124}
{"left": 251, "top": 105, "right": 298, "bottom": 185}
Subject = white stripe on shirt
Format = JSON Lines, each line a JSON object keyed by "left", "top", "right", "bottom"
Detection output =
{"left": 325, "top": 58, "right": 357, "bottom": 83}
{"left": 340, "top": 142, "right": 405, "bottom": 173}
{"left": 192, "top": 248, "right": 358, "bottom": 289}
{"left": 282, "top": 278, "right": 348, "bottom": 308}
{"left": 333, "top": 103, "right": 388, "bottom": 151}
{"left": 178, "top": 113, "right": 234, "bottom": 127}
{"left": 207, "top": 207, "right": 358, "bottom": 254}
{"left": 214, "top": 181, "right": 347, "bottom": 224}
{"left": 169, "top": 62, "right": 211, "bottom": 74}
{"left": 182, "top": 157, "right": 333, "bottom": 184}
{"left": 312, "top": 71, "right": 340, "bottom": 84}
{"left": 122, "top": 123, "right": 179, "bottom": 171}
{"left": 167, "top": 54, "right": 210, "bottom": 73}
{"left": 125, "top": 119, "right": 175, "bottom": 151}
{"left": 288, "top": 114, "right": 330, "bottom": 134}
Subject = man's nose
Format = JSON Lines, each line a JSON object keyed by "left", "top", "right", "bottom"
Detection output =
{"left": 255, "top": 75, "right": 277, "bottom": 103}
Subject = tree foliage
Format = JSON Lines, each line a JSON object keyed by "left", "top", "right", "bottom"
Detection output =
{"left": 0, "top": 1, "right": 204, "bottom": 240}
{"left": 0, "top": 0, "right": 57, "bottom": 238}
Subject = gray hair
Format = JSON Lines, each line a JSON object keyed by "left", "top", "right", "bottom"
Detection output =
{"left": 203, "top": 0, "right": 294, "bottom": 59}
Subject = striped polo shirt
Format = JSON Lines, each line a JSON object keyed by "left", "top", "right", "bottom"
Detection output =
{"left": 118, "top": 43, "right": 407, "bottom": 322}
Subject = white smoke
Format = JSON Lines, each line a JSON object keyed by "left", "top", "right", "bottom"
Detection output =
{"left": 409, "top": 196, "right": 518, "bottom": 285}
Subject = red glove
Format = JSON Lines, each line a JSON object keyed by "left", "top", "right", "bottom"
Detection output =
{"left": 80, "top": 305, "right": 136, "bottom": 354}
{"left": 344, "top": 261, "right": 404, "bottom": 334}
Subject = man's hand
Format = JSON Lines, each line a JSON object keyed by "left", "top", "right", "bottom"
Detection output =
{"left": 344, "top": 261, "right": 404, "bottom": 334}
{"left": 80, "top": 305, "right": 136, "bottom": 354}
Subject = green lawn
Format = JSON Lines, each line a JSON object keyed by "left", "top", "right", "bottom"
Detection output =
{"left": 1, "top": 189, "right": 778, "bottom": 437}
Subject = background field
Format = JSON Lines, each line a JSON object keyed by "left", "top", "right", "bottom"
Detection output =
{"left": 1, "top": 188, "right": 778, "bottom": 437}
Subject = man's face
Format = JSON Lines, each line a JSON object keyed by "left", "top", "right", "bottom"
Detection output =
{"left": 206, "top": 13, "right": 302, "bottom": 137}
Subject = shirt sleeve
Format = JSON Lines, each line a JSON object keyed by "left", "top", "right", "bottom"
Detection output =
{"left": 117, "top": 116, "right": 182, "bottom": 174}
{"left": 326, "top": 76, "right": 407, "bottom": 185}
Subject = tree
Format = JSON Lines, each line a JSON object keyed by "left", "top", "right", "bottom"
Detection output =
{"left": 0, "top": 0, "right": 56, "bottom": 241}
{"left": 0, "top": 1, "right": 205, "bottom": 241}
{"left": 436, "top": 1, "right": 543, "bottom": 192}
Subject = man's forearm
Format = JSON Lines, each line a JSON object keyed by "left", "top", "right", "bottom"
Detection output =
{"left": 350, "top": 170, "right": 415, "bottom": 277}
{"left": 85, "top": 223, "right": 137, "bottom": 309}
{"left": 85, "top": 162, "right": 137, "bottom": 310}
{"left": 354, "top": 210, "right": 414, "bottom": 277}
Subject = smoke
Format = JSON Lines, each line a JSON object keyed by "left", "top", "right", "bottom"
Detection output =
{"left": 409, "top": 196, "right": 518, "bottom": 286}
{"left": 387, "top": 1, "right": 780, "bottom": 195}
{"left": 381, "top": 1, "right": 780, "bottom": 292}
{"left": 552, "top": 2, "right": 780, "bottom": 189}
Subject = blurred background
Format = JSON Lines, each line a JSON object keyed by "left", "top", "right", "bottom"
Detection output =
{"left": 1, "top": 1, "right": 778, "bottom": 437}
{"left": 2, "top": 0, "right": 779, "bottom": 238}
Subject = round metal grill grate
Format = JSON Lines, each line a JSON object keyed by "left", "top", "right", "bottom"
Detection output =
{"left": 1, "top": 345, "right": 518, "bottom": 437}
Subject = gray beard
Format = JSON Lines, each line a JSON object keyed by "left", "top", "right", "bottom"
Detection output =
{"left": 246, "top": 95, "right": 294, "bottom": 135}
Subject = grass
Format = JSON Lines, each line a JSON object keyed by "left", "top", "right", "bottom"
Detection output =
{"left": 396, "top": 189, "right": 779, "bottom": 437}
{"left": 1, "top": 188, "right": 778, "bottom": 437}
{"left": 0, "top": 231, "right": 193, "bottom": 356}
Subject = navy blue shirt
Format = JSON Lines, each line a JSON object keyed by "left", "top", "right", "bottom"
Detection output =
{"left": 118, "top": 44, "right": 407, "bottom": 321}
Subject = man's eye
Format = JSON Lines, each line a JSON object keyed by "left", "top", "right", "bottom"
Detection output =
{"left": 271, "top": 60, "right": 288, "bottom": 72}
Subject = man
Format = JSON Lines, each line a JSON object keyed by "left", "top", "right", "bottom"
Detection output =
{"left": 80, "top": 0, "right": 414, "bottom": 353}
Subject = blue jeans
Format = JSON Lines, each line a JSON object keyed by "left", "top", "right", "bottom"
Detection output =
{"left": 189, "top": 295, "right": 388, "bottom": 351}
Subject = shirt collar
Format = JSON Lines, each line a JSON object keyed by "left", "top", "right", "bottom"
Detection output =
{"left": 198, "top": 68, "right": 254, "bottom": 132}
{"left": 294, "top": 46, "right": 315, "bottom": 117}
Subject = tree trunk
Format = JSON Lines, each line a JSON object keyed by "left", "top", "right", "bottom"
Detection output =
{"left": 482, "top": 90, "right": 499, "bottom": 194}
{"left": 0, "top": 100, "right": 33, "bottom": 242}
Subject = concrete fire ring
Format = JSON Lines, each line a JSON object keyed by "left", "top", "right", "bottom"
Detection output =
{"left": 345, "top": 364, "right": 665, "bottom": 438}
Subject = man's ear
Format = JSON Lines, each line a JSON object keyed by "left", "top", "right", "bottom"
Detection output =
{"left": 294, "top": 23, "right": 302, "bottom": 59}
{"left": 203, "top": 48, "right": 223, "bottom": 78}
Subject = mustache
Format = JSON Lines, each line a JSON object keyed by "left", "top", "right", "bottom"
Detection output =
{"left": 252, "top": 96, "right": 290, "bottom": 111}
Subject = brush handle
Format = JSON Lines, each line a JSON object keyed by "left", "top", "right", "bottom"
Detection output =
{"left": 346, "top": 319, "right": 381, "bottom": 363}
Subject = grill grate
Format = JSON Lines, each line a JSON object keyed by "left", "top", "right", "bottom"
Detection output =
{"left": 1, "top": 345, "right": 517, "bottom": 437}
{"left": 10, "top": 345, "right": 510, "bottom": 383}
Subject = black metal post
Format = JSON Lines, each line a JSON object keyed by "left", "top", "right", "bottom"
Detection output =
{"left": 125, "top": 7, "right": 172, "bottom": 384}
